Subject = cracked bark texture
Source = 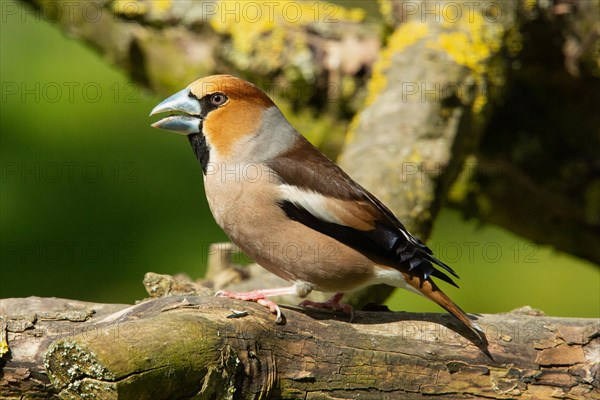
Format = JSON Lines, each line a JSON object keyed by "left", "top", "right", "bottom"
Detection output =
{"left": 1, "top": 295, "right": 599, "bottom": 399}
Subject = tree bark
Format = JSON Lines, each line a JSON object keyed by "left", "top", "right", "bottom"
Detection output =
{"left": 18, "top": 0, "right": 379, "bottom": 101}
{"left": 1, "top": 295, "right": 599, "bottom": 400}
{"left": 0, "top": 297, "right": 128, "bottom": 399}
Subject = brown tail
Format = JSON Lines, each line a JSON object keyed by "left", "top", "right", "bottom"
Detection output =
{"left": 404, "top": 273, "right": 491, "bottom": 357}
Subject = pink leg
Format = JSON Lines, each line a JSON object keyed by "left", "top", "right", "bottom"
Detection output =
{"left": 299, "top": 293, "right": 355, "bottom": 321}
{"left": 215, "top": 286, "right": 297, "bottom": 324}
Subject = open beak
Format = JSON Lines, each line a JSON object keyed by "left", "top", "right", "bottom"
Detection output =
{"left": 150, "top": 88, "right": 202, "bottom": 135}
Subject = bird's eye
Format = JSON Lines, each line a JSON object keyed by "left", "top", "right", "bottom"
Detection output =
{"left": 210, "top": 93, "right": 227, "bottom": 106}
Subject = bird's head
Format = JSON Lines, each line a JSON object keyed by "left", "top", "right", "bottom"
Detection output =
{"left": 150, "top": 75, "right": 295, "bottom": 167}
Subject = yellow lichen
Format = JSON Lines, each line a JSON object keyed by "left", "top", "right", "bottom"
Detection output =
{"left": 428, "top": 12, "right": 504, "bottom": 113}
{"left": 209, "top": 0, "right": 365, "bottom": 78}
{"left": 364, "top": 21, "right": 429, "bottom": 108}
{"left": 153, "top": 0, "right": 172, "bottom": 14}
{"left": 448, "top": 155, "right": 478, "bottom": 203}
{"left": 524, "top": 0, "right": 537, "bottom": 11}
{"left": 0, "top": 338, "right": 8, "bottom": 357}
{"left": 435, "top": 13, "right": 503, "bottom": 75}
{"left": 506, "top": 27, "right": 524, "bottom": 57}
{"left": 377, "top": 0, "right": 394, "bottom": 25}
{"left": 344, "top": 21, "right": 428, "bottom": 143}
{"left": 341, "top": 76, "right": 357, "bottom": 99}
{"left": 112, "top": 0, "right": 148, "bottom": 16}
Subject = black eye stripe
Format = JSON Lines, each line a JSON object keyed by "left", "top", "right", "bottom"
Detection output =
{"left": 198, "top": 93, "right": 228, "bottom": 119}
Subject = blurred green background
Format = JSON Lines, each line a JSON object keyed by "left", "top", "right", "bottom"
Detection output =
{"left": 1, "top": 1, "right": 598, "bottom": 317}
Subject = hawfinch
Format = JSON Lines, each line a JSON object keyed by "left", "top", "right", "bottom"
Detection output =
{"left": 150, "top": 75, "right": 485, "bottom": 342}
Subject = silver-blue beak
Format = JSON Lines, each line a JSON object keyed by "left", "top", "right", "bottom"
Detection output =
{"left": 150, "top": 88, "right": 202, "bottom": 135}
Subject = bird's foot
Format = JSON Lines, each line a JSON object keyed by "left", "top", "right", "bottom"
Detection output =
{"left": 215, "top": 287, "right": 296, "bottom": 324}
{"left": 299, "top": 292, "right": 355, "bottom": 322}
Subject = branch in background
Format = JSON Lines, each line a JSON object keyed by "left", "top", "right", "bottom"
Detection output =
{"left": 17, "top": 0, "right": 599, "bottom": 270}
{"left": 337, "top": 1, "right": 518, "bottom": 303}
{"left": 447, "top": 0, "right": 600, "bottom": 265}
{"left": 20, "top": 0, "right": 380, "bottom": 103}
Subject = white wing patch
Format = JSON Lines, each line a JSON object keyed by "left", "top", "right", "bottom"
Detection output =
{"left": 278, "top": 184, "right": 343, "bottom": 225}
{"left": 371, "top": 267, "right": 421, "bottom": 294}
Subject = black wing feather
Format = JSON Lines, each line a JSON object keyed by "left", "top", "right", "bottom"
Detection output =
{"left": 278, "top": 200, "right": 459, "bottom": 288}
{"left": 271, "top": 136, "right": 459, "bottom": 287}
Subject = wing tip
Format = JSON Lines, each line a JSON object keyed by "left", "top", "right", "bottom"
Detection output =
{"left": 425, "top": 253, "right": 459, "bottom": 278}
{"left": 405, "top": 257, "right": 460, "bottom": 288}
{"left": 430, "top": 268, "right": 459, "bottom": 288}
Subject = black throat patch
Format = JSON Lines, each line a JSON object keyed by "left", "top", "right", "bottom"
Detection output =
{"left": 187, "top": 95, "right": 220, "bottom": 175}
{"left": 189, "top": 131, "right": 210, "bottom": 174}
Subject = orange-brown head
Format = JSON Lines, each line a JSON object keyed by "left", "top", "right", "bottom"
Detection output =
{"left": 151, "top": 75, "right": 292, "bottom": 169}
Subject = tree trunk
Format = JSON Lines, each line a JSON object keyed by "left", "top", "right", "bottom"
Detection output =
{"left": 1, "top": 295, "right": 598, "bottom": 399}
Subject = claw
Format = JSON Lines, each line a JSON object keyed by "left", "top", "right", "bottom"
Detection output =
{"left": 257, "top": 299, "right": 284, "bottom": 324}
{"left": 214, "top": 287, "right": 295, "bottom": 324}
{"left": 300, "top": 292, "right": 354, "bottom": 322}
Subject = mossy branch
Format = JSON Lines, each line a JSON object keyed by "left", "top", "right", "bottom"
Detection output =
{"left": 2, "top": 295, "right": 599, "bottom": 399}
